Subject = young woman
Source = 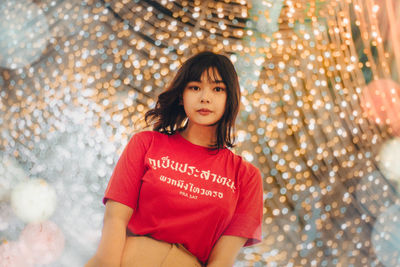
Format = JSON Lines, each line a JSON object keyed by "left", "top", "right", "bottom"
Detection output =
{"left": 86, "top": 51, "right": 263, "bottom": 267}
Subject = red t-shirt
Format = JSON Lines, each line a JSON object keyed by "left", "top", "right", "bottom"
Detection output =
{"left": 103, "top": 131, "right": 263, "bottom": 264}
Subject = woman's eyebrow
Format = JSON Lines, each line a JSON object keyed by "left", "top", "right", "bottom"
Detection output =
{"left": 212, "top": 80, "right": 225, "bottom": 84}
{"left": 187, "top": 80, "right": 225, "bottom": 84}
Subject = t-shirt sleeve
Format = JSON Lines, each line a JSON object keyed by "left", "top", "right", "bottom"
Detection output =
{"left": 102, "top": 131, "right": 151, "bottom": 211}
{"left": 223, "top": 163, "right": 263, "bottom": 246}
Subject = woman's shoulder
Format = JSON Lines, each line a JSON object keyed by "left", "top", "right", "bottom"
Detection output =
{"left": 128, "top": 130, "right": 167, "bottom": 146}
{"left": 223, "top": 149, "right": 260, "bottom": 175}
{"left": 132, "top": 130, "right": 170, "bottom": 139}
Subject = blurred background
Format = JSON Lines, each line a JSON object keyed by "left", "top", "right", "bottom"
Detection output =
{"left": 1, "top": 0, "right": 400, "bottom": 266}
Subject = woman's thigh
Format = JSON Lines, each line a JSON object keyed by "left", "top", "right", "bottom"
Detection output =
{"left": 121, "top": 236, "right": 203, "bottom": 267}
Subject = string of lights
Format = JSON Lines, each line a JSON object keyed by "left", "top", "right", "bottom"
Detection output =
{"left": 1, "top": 0, "right": 400, "bottom": 266}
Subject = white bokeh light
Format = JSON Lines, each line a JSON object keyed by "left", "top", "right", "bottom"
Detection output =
{"left": 10, "top": 178, "right": 57, "bottom": 223}
{"left": 378, "top": 138, "right": 400, "bottom": 181}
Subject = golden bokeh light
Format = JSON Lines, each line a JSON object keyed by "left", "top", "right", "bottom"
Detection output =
{"left": 1, "top": 0, "right": 400, "bottom": 266}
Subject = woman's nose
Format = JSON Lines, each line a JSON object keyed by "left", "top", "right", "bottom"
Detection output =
{"left": 200, "top": 88, "right": 211, "bottom": 103}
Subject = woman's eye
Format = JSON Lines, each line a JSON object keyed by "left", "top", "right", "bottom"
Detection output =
{"left": 189, "top": 86, "right": 200, "bottom": 91}
{"left": 214, "top": 87, "right": 225, "bottom": 92}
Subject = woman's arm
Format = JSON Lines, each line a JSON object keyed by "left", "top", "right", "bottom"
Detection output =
{"left": 206, "top": 235, "right": 247, "bottom": 267}
{"left": 85, "top": 200, "right": 133, "bottom": 267}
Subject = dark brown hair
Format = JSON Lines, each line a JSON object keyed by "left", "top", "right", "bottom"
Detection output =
{"left": 144, "top": 51, "right": 241, "bottom": 149}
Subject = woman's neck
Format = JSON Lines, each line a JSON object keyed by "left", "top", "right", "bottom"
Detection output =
{"left": 179, "top": 123, "right": 217, "bottom": 148}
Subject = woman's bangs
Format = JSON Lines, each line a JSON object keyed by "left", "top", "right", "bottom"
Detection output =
{"left": 205, "top": 66, "right": 224, "bottom": 83}
{"left": 186, "top": 61, "right": 222, "bottom": 83}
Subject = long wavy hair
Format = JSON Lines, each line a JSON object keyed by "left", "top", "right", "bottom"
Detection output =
{"left": 144, "top": 51, "right": 241, "bottom": 149}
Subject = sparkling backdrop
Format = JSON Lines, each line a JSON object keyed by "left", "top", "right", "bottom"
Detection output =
{"left": 1, "top": 0, "right": 400, "bottom": 266}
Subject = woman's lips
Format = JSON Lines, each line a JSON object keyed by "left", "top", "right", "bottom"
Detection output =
{"left": 197, "top": 109, "right": 212, "bottom": 115}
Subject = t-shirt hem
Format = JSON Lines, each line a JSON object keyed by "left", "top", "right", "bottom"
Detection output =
{"left": 103, "top": 195, "right": 136, "bottom": 210}
{"left": 221, "top": 231, "right": 262, "bottom": 246}
{"left": 222, "top": 215, "right": 262, "bottom": 246}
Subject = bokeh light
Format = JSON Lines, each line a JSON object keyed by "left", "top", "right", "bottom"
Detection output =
{"left": 19, "top": 221, "right": 65, "bottom": 265}
{"left": 0, "top": 0, "right": 51, "bottom": 69}
{"left": 371, "top": 204, "right": 400, "bottom": 266}
{"left": 0, "top": 240, "right": 34, "bottom": 267}
{"left": 10, "top": 179, "right": 57, "bottom": 223}
{"left": 361, "top": 79, "right": 400, "bottom": 135}
{"left": 378, "top": 138, "right": 400, "bottom": 181}
{"left": 1, "top": 0, "right": 400, "bottom": 266}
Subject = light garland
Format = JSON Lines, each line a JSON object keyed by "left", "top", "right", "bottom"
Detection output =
{"left": 0, "top": 0, "right": 400, "bottom": 266}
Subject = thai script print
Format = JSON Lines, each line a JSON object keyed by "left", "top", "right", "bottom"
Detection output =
{"left": 148, "top": 156, "right": 236, "bottom": 192}
{"left": 160, "top": 175, "right": 223, "bottom": 199}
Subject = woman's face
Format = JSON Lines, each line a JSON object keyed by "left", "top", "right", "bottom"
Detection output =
{"left": 182, "top": 68, "right": 227, "bottom": 128}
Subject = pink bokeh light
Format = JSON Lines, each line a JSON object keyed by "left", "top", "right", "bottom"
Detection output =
{"left": 0, "top": 241, "right": 34, "bottom": 267}
{"left": 19, "top": 221, "right": 65, "bottom": 265}
{"left": 361, "top": 79, "right": 400, "bottom": 135}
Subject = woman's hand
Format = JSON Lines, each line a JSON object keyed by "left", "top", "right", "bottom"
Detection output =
{"left": 206, "top": 235, "right": 247, "bottom": 267}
